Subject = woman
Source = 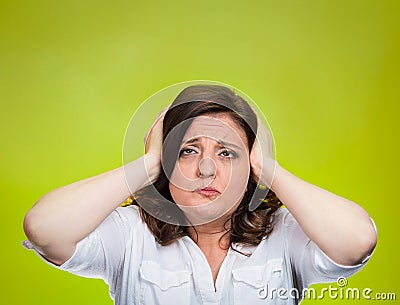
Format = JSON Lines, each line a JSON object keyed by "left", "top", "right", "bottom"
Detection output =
{"left": 23, "top": 84, "right": 377, "bottom": 304}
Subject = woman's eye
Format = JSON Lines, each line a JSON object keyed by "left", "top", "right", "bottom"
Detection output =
{"left": 180, "top": 148, "right": 196, "bottom": 156}
{"left": 179, "top": 148, "right": 237, "bottom": 158}
{"left": 219, "top": 149, "right": 237, "bottom": 159}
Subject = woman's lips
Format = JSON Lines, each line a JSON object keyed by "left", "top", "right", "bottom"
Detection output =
{"left": 195, "top": 187, "right": 220, "bottom": 197}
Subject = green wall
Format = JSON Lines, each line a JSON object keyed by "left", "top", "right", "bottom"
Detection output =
{"left": 1, "top": 1, "right": 398, "bottom": 304}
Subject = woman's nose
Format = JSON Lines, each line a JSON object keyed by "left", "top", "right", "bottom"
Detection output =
{"left": 198, "top": 157, "right": 216, "bottom": 178}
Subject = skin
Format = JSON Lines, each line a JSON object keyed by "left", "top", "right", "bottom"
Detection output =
{"left": 168, "top": 114, "right": 250, "bottom": 225}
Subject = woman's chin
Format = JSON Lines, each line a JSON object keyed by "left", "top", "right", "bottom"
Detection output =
{"left": 177, "top": 198, "right": 237, "bottom": 225}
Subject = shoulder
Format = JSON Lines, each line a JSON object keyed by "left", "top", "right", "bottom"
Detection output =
{"left": 100, "top": 205, "right": 144, "bottom": 233}
{"left": 270, "top": 207, "right": 304, "bottom": 240}
{"left": 114, "top": 204, "right": 142, "bottom": 222}
{"left": 271, "top": 207, "right": 295, "bottom": 228}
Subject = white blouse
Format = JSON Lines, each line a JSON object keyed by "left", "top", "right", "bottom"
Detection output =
{"left": 23, "top": 205, "right": 375, "bottom": 305}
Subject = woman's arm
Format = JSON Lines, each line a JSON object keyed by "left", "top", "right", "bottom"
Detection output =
{"left": 23, "top": 155, "right": 159, "bottom": 266}
{"left": 23, "top": 108, "right": 166, "bottom": 266}
{"left": 250, "top": 116, "right": 377, "bottom": 266}
{"left": 269, "top": 163, "right": 377, "bottom": 265}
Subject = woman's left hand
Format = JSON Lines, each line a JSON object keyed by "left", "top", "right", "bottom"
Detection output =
{"left": 249, "top": 110, "right": 276, "bottom": 186}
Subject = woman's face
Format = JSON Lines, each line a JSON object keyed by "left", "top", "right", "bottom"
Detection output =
{"left": 168, "top": 113, "right": 251, "bottom": 224}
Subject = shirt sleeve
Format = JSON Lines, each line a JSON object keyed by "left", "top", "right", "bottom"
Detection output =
{"left": 282, "top": 209, "right": 377, "bottom": 291}
{"left": 23, "top": 205, "right": 142, "bottom": 282}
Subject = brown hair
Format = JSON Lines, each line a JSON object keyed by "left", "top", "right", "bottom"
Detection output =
{"left": 130, "top": 85, "right": 282, "bottom": 255}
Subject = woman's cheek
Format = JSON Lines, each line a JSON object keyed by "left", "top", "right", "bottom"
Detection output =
{"left": 231, "top": 161, "right": 250, "bottom": 188}
{"left": 178, "top": 159, "right": 198, "bottom": 179}
{"left": 169, "top": 183, "right": 185, "bottom": 205}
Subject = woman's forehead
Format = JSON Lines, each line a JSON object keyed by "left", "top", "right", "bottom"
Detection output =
{"left": 182, "top": 115, "right": 247, "bottom": 148}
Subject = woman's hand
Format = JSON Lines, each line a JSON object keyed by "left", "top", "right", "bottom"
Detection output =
{"left": 143, "top": 105, "right": 170, "bottom": 181}
{"left": 249, "top": 110, "right": 276, "bottom": 186}
{"left": 144, "top": 107, "right": 168, "bottom": 154}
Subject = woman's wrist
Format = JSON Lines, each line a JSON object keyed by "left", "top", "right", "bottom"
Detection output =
{"left": 269, "top": 161, "right": 282, "bottom": 193}
{"left": 258, "top": 157, "right": 278, "bottom": 191}
{"left": 123, "top": 154, "right": 160, "bottom": 195}
{"left": 143, "top": 153, "right": 161, "bottom": 184}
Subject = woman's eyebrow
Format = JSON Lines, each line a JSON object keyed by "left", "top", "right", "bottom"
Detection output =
{"left": 181, "top": 137, "right": 243, "bottom": 150}
{"left": 218, "top": 140, "right": 243, "bottom": 150}
{"left": 181, "top": 137, "right": 201, "bottom": 146}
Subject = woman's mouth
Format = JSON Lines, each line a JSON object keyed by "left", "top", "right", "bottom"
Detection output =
{"left": 195, "top": 187, "right": 221, "bottom": 197}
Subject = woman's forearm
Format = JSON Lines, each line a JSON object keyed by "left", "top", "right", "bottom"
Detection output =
{"left": 23, "top": 154, "right": 159, "bottom": 264}
{"left": 269, "top": 162, "right": 377, "bottom": 265}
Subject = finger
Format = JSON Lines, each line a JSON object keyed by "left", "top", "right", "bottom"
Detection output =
{"left": 155, "top": 103, "right": 171, "bottom": 120}
{"left": 249, "top": 108, "right": 273, "bottom": 159}
{"left": 249, "top": 105, "right": 265, "bottom": 133}
{"left": 149, "top": 104, "right": 170, "bottom": 132}
{"left": 144, "top": 105, "right": 170, "bottom": 145}
{"left": 143, "top": 104, "right": 171, "bottom": 153}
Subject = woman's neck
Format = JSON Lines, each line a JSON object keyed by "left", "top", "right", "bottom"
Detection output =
{"left": 187, "top": 217, "right": 231, "bottom": 250}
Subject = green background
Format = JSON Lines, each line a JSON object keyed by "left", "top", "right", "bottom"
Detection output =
{"left": 1, "top": 0, "right": 398, "bottom": 304}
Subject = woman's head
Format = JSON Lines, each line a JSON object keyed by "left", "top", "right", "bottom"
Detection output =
{"left": 133, "top": 84, "right": 282, "bottom": 249}
{"left": 160, "top": 85, "right": 258, "bottom": 223}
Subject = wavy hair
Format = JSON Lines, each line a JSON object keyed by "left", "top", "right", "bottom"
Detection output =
{"left": 128, "top": 85, "right": 282, "bottom": 255}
